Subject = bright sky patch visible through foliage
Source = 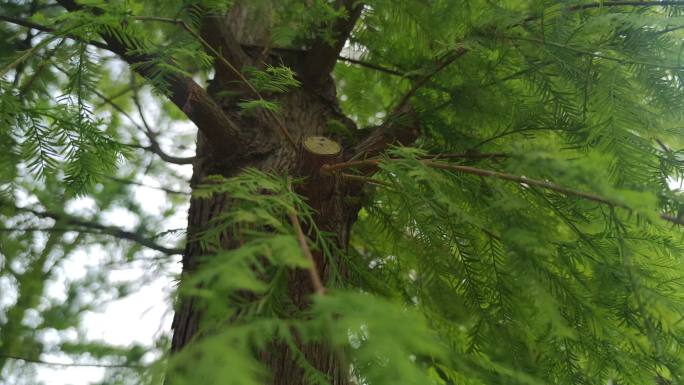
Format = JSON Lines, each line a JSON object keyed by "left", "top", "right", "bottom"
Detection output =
{"left": 4, "top": 1, "right": 684, "bottom": 385}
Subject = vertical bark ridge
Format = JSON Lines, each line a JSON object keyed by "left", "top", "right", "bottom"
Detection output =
{"left": 170, "top": 5, "right": 364, "bottom": 383}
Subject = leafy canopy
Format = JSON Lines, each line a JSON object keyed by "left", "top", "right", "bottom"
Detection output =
{"left": 4, "top": 1, "right": 684, "bottom": 385}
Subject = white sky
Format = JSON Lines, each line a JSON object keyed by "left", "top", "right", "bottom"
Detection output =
{"left": 24, "top": 88, "right": 195, "bottom": 384}
{"left": 35, "top": 176, "right": 188, "bottom": 385}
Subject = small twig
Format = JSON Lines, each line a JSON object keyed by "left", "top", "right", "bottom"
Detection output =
{"left": 339, "top": 173, "right": 392, "bottom": 187}
{"left": 1, "top": 353, "right": 143, "bottom": 369}
{"left": 50, "top": 60, "right": 195, "bottom": 164}
{"left": 337, "top": 56, "right": 407, "bottom": 77}
{"left": 286, "top": 180, "right": 326, "bottom": 295}
{"left": 0, "top": 36, "right": 56, "bottom": 78}
{"left": 130, "top": 78, "right": 196, "bottom": 165}
{"left": 79, "top": 71, "right": 194, "bottom": 165}
{"left": 514, "top": 1, "right": 684, "bottom": 28}
{"left": 18, "top": 39, "right": 66, "bottom": 94}
{"left": 104, "top": 175, "right": 190, "bottom": 195}
{"left": 393, "top": 45, "right": 468, "bottom": 113}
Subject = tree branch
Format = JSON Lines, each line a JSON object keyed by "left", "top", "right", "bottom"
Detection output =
{"left": 337, "top": 56, "right": 407, "bottom": 77}
{"left": 515, "top": 36, "right": 684, "bottom": 71}
{"left": 322, "top": 158, "right": 684, "bottom": 227}
{"left": 0, "top": 15, "right": 112, "bottom": 51}
{"left": 517, "top": 1, "right": 684, "bottom": 27}
{"left": 1, "top": 353, "right": 142, "bottom": 369}
{"left": 97, "top": 87, "right": 195, "bottom": 164}
{"left": 50, "top": 61, "right": 196, "bottom": 165}
{"left": 301, "top": 0, "right": 365, "bottom": 87}
{"left": 287, "top": 179, "right": 326, "bottom": 295}
{"left": 130, "top": 79, "right": 196, "bottom": 165}
{"left": 349, "top": 106, "right": 420, "bottom": 161}
{"left": 14, "top": 207, "right": 183, "bottom": 255}
{"left": 55, "top": 0, "right": 242, "bottom": 156}
{"left": 132, "top": 15, "right": 297, "bottom": 148}
{"left": 104, "top": 176, "right": 191, "bottom": 195}
{"left": 392, "top": 45, "right": 468, "bottom": 113}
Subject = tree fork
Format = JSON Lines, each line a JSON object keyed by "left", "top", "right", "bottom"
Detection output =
{"left": 167, "top": 9, "right": 367, "bottom": 378}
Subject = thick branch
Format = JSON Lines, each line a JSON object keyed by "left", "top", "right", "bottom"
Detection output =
{"left": 55, "top": 0, "right": 241, "bottom": 155}
{"left": 200, "top": 13, "right": 250, "bottom": 78}
{"left": 301, "top": 0, "right": 364, "bottom": 86}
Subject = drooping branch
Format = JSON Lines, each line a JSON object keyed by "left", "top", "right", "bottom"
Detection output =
{"left": 55, "top": 0, "right": 242, "bottom": 155}
{"left": 13, "top": 207, "right": 183, "bottom": 255}
{"left": 322, "top": 158, "right": 684, "bottom": 227}
{"left": 301, "top": 0, "right": 365, "bottom": 87}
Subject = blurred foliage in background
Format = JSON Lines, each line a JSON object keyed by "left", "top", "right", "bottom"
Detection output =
{"left": 5, "top": 1, "right": 684, "bottom": 385}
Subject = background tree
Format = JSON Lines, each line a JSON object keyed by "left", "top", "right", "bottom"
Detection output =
{"left": 4, "top": 0, "right": 684, "bottom": 384}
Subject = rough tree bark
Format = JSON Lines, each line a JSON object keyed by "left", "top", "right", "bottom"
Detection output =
{"left": 169, "top": 4, "right": 365, "bottom": 384}
{"left": 55, "top": 1, "right": 417, "bottom": 383}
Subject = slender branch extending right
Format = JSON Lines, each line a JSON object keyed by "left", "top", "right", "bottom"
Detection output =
{"left": 322, "top": 158, "right": 684, "bottom": 227}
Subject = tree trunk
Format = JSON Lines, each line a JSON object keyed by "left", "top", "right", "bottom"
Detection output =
{"left": 169, "top": 28, "right": 362, "bottom": 385}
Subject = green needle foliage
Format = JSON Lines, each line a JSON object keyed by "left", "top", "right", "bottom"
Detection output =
{"left": 4, "top": 1, "right": 684, "bottom": 385}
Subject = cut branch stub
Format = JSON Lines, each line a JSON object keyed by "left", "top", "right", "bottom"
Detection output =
{"left": 298, "top": 136, "right": 343, "bottom": 212}
{"left": 303, "top": 136, "right": 342, "bottom": 158}
{"left": 302, "top": 135, "right": 342, "bottom": 177}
